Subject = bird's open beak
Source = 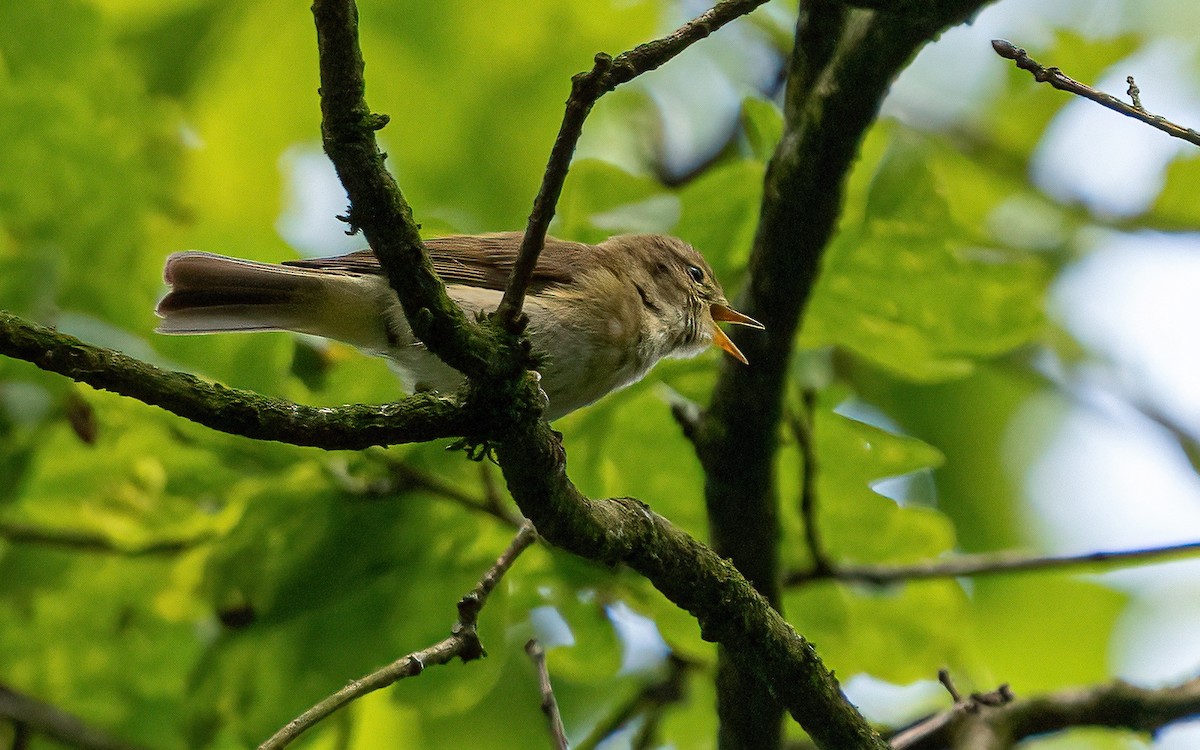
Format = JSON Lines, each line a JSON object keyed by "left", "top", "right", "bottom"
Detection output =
{"left": 710, "top": 303, "right": 764, "bottom": 365}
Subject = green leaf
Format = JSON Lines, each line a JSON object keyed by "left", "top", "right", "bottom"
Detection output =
{"left": 741, "top": 95, "right": 784, "bottom": 163}
{"left": 802, "top": 132, "right": 1050, "bottom": 381}
{"left": 776, "top": 389, "right": 951, "bottom": 572}
{"left": 785, "top": 579, "right": 972, "bottom": 684}
{"left": 966, "top": 576, "right": 1126, "bottom": 691}
{"left": 0, "top": 0, "right": 178, "bottom": 329}
{"left": 1150, "top": 152, "right": 1200, "bottom": 227}
{"left": 554, "top": 159, "right": 673, "bottom": 242}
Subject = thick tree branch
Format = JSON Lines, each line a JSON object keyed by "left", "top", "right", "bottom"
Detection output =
{"left": 260, "top": 523, "right": 539, "bottom": 750}
{"left": 695, "top": 2, "right": 997, "bottom": 746}
{"left": 992, "top": 39, "right": 1200, "bottom": 147}
{"left": 313, "top": 2, "right": 884, "bottom": 747}
{"left": 0, "top": 311, "right": 469, "bottom": 449}
{"left": 496, "top": 0, "right": 774, "bottom": 329}
{"left": 786, "top": 540, "right": 1200, "bottom": 586}
{"left": 492, "top": 415, "right": 888, "bottom": 750}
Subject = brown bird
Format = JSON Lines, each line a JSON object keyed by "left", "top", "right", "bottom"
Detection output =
{"left": 156, "top": 232, "right": 762, "bottom": 420}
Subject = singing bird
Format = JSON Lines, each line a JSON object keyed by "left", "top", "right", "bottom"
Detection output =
{"left": 156, "top": 232, "right": 762, "bottom": 420}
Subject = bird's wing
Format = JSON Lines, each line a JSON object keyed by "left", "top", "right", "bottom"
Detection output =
{"left": 283, "top": 232, "right": 588, "bottom": 292}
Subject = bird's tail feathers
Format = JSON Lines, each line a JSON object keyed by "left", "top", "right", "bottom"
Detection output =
{"left": 156, "top": 251, "right": 392, "bottom": 352}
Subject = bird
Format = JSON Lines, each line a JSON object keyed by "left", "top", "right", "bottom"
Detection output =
{"left": 156, "top": 232, "right": 762, "bottom": 420}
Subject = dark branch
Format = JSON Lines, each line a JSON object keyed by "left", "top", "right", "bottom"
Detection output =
{"left": 788, "top": 391, "right": 831, "bottom": 575}
{"left": 260, "top": 523, "right": 539, "bottom": 750}
{"left": 336, "top": 450, "right": 523, "bottom": 527}
{"left": 493, "top": 415, "right": 889, "bottom": 750}
{"left": 495, "top": 0, "right": 774, "bottom": 329}
{"left": 786, "top": 540, "right": 1200, "bottom": 586}
{"left": 318, "top": 1, "right": 890, "bottom": 744}
{"left": 0, "top": 311, "right": 470, "bottom": 449}
{"left": 992, "top": 39, "right": 1200, "bottom": 147}
{"left": 695, "top": 2, "right": 997, "bottom": 746}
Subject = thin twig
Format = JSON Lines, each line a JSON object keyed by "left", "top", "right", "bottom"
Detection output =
{"left": 495, "top": 0, "right": 773, "bottom": 329}
{"left": 479, "top": 462, "right": 512, "bottom": 520}
{"left": 992, "top": 39, "right": 1200, "bottom": 147}
{"left": 260, "top": 523, "right": 539, "bottom": 750}
{"left": 887, "top": 671, "right": 1014, "bottom": 750}
{"left": 889, "top": 673, "right": 1200, "bottom": 750}
{"left": 0, "top": 684, "right": 150, "bottom": 750}
{"left": 787, "top": 390, "right": 830, "bottom": 576}
{"left": 363, "top": 450, "right": 523, "bottom": 526}
{"left": 786, "top": 540, "right": 1200, "bottom": 586}
{"left": 0, "top": 520, "right": 213, "bottom": 557}
{"left": 525, "top": 640, "right": 570, "bottom": 750}
{"left": 575, "top": 655, "right": 691, "bottom": 750}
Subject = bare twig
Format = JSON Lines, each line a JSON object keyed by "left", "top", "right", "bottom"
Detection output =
{"left": 0, "top": 520, "right": 213, "bottom": 557}
{"left": 576, "top": 655, "right": 691, "bottom": 750}
{"left": 526, "top": 640, "right": 570, "bottom": 750}
{"left": 363, "top": 450, "right": 523, "bottom": 526}
{"left": 478, "top": 462, "right": 512, "bottom": 520}
{"left": 888, "top": 672, "right": 1014, "bottom": 750}
{"left": 495, "top": 0, "right": 773, "bottom": 329}
{"left": 891, "top": 673, "right": 1200, "bottom": 750}
{"left": 785, "top": 540, "right": 1200, "bottom": 586}
{"left": 0, "top": 684, "right": 150, "bottom": 750}
{"left": 260, "top": 523, "right": 539, "bottom": 750}
{"left": 992, "top": 39, "right": 1200, "bottom": 147}
{"left": 787, "top": 390, "right": 831, "bottom": 576}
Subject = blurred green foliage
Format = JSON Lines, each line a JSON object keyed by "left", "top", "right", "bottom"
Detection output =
{"left": 0, "top": 0, "right": 1190, "bottom": 748}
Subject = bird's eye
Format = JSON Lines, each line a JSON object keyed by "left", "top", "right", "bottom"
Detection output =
{"left": 687, "top": 265, "right": 704, "bottom": 283}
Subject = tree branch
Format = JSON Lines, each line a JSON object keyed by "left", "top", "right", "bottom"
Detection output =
{"left": 311, "top": 2, "right": 886, "bottom": 746}
{"left": 891, "top": 675, "right": 1200, "bottom": 750}
{"left": 575, "top": 655, "right": 691, "bottom": 750}
{"left": 495, "top": 0, "right": 774, "bottom": 329}
{"left": 992, "top": 39, "right": 1200, "bottom": 147}
{"left": 492, "top": 415, "right": 889, "bottom": 750}
{"left": 259, "top": 522, "right": 539, "bottom": 750}
{"left": 334, "top": 450, "right": 524, "bottom": 527}
{"left": 311, "top": 0, "right": 515, "bottom": 381}
{"left": 0, "top": 519, "right": 213, "bottom": 557}
{"left": 694, "top": 1, "right": 997, "bottom": 746}
{"left": 0, "top": 311, "right": 471, "bottom": 449}
{"left": 0, "top": 684, "right": 150, "bottom": 750}
{"left": 525, "top": 640, "right": 569, "bottom": 750}
{"left": 788, "top": 391, "right": 831, "bottom": 576}
{"left": 785, "top": 540, "right": 1200, "bottom": 586}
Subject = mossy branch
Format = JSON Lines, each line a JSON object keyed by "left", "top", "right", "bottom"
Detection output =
{"left": 695, "top": 0, "right": 999, "bottom": 746}
{"left": 0, "top": 311, "right": 469, "bottom": 449}
{"left": 311, "top": 0, "right": 519, "bottom": 383}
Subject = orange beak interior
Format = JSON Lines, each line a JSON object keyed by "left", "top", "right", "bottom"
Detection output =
{"left": 710, "top": 303, "right": 764, "bottom": 365}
